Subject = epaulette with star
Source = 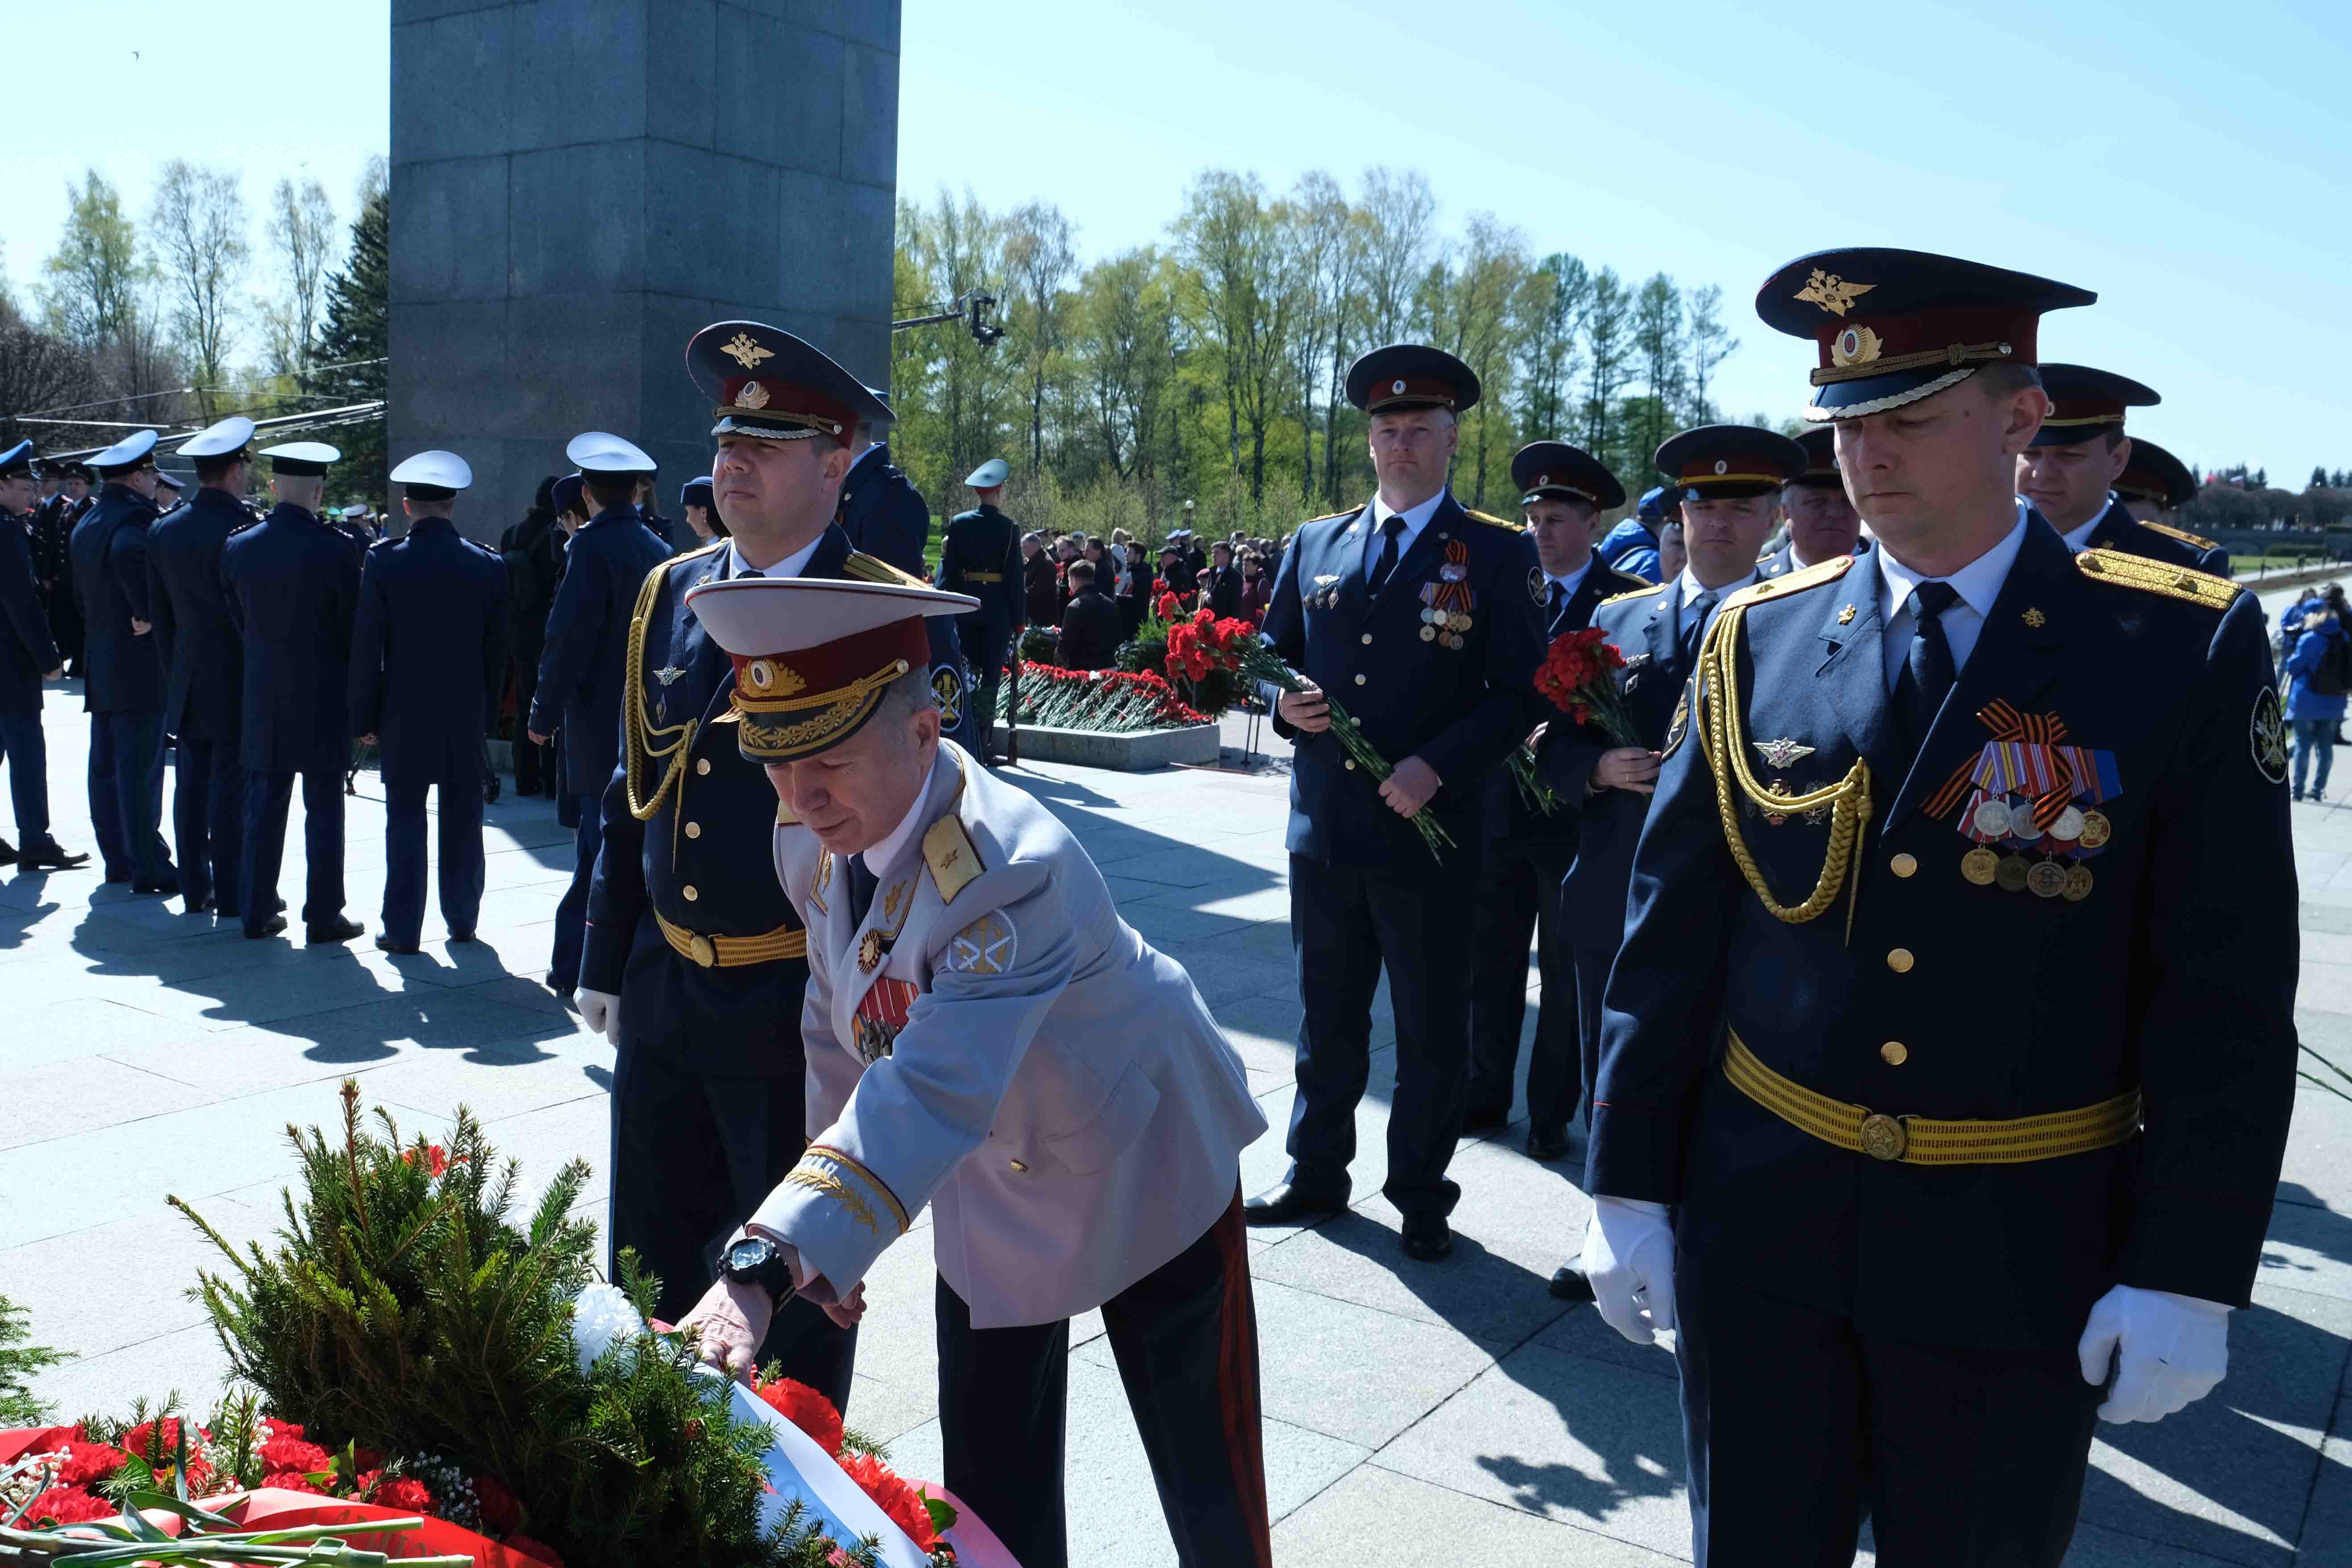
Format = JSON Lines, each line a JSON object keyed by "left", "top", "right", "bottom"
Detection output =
{"left": 922, "top": 814, "right": 983, "bottom": 905}
{"left": 2141, "top": 520, "right": 2221, "bottom": 553}
{"left": 1600, "top": 579, "right": 1672, "bottom": 607}
{"left": 1723, "top": 552, "right": 1856, "bottom": 611}
{"left": 1464, "top": 508, "right": 1522, "bottom": 532}
{"left": 2075, "top": 547, "right": 2240, "bottom": 611}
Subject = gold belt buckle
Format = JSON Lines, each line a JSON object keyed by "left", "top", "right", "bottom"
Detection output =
{"left": 1859, "top": 1112, "right": 1907, "bottom": 1162}
{"left": 688, "top": 933, "right": 717, "bottom": 968}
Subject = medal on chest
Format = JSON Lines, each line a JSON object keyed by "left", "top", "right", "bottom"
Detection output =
{"left": 851, "top": 976, "right": 920, "bottom": 1064}
{"left": 1418, "top": 541, "right": 1477, "bottom": 647}
{"left": 1924, "top": 700, "right": 2119, "bottom": 900}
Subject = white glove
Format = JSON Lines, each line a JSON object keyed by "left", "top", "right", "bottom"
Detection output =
{"left": 1582, "top": 1196, "right": 1677, "bottom": 1346}
{"left": 576, "top": 987, "right": 621, "bottom": 1042}
{"left": 2077, "top": 1283, "right": 2231, "bottom": 1423}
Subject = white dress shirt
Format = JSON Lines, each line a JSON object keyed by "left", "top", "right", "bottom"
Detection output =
{"left": 730, "top": 532, "right": 825, "bottom": 581}
{"left": 1877, "top": 504, "right": 2031, "bottom": 689}
{"left": 2059, "top": 493, "right": 2121, "bottom": 552}
{"left": 1680, "top": 567, "right": 1755, "bottom": 608}
{"left": 1544, "top": 557, "right": 1594, "bottom": 607}
{"left": 1364, "top": 488, "right": 1448, "bottom": 579}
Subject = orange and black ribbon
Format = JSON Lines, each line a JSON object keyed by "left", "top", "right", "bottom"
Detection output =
{"left": 1922, "top": 699, "right": 2078, "bottom": 829}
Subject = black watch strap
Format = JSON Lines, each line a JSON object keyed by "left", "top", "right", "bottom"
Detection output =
{"left": 721, "top": 1236, "right": 799, "bottom": 1302}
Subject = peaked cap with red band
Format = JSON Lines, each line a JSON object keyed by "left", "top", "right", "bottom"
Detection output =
{"left": 1655, "top": 424, "right": 1807, "bottom": 501}
{"left": 687, "top": 320, "right": 893, "bottom": 447}
{"left": 2029, "top": 363, "right": 2159, "bottom": 448}
{"left": 682, "top": 577, "right": 977, "bottom": 761}
{"left": 1345, "top": 343, "right": 1482, "bottom": 416}
{"left": 1755, "top": 247, "right": 2096, "bottom": 421}
{"left": 1512, "top": 439, "right": 1625, "bottom": 510}
{"left": 2114, "top": 436, "right": 2198, "bottom": 510}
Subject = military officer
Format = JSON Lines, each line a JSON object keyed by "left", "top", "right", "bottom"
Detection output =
{"left": 1540, "top": 422, "right": 1803, "bottom": 1302}
{"left": 527, "top": 432, "right": 675, "bottom": 993}
{"left": 1599, "top": 486, "right": 1672, "bottom": 581}
{"left": 150, "top": 417, "right": 259, "bottom": 917}
{"left": 221, "top": 442, "right": 365, "bottom": 942}
{"left": 579, "top": 323, "right": 975, "bottom": 1411}
{"left": 34, "top": 461, "right": 89, "bottom": 674}
{"left": 2017, "top": 364, "right": 2231, "bottom": 574}
{"left": 1580, "top": 249, "right": 2297, "bottom": 1567}
{"left": 676, "top": 575, "right": 1269, "bottom": 1568}
{"left": 1757, "top": 425, "right": 1863, "bottom": 580}
{"left": 71, "top": 429, "right": 176, "bottom": 894}
{"left": 1465, "top": 441, "right": 1646, "bottom": 1159}
{"left": 350, "top": 452, "right": 509, "bottom": 954}
{"left": 834, "top": 389, "right": 930, "bottom": 575}
{"left": 0, "top": 441, "right": 87, "bottom": 871}
{"left": 935, "top": 458, "right": 1025, "bottom": 762}
{"left": 2114, "top": 436, "right": 2202, "bottom": 528}
{"left": 1243, "top": 344, "right": 1546, "bottom": 1264}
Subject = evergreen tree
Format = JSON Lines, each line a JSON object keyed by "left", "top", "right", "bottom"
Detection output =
{"left": 306, "top": 184, "right": 388, "bottom": 500}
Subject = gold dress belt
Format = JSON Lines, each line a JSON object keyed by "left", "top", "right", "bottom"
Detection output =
{"left": 963, "top": 571, "right": 1004, "bottom": 583}
{"left": 657, "top": 911, "right": 809, "bottom": 969}
{"left": 1723, "top": 1031, "right": 2140, "bottom": 1165}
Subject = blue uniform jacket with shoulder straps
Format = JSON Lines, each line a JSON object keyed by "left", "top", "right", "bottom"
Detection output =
{"left": 0, "top": 511, "right": 57, "bottom": 713}
{"left": 2073, "top": 495, "right": 2231, "bottom": 575}
{"left": 836, "top": 442, "right": 931, "bottom": 577}
{"left": 69, "top": 483, "right": 165, "bottom": 714}
{"left": 220, "top": 502, "right": 364, "bottom": 773}
{"left": 1539, "top": 572, "right": 1722, "bottom": 949}
{"left": 1259, "top": 492, "right": 1545, "bottom": 867}
{"left": 348, "top": 515, "right": 509, "bottom": 788}
{"left": 529, "top": 505, "right": 674, "bottom": 797}
{"left": 1589, "top": 516, "right": 2298, "bottom": 1354}
{"left": 581, "top": 524, "right": 976, "bottom": 1074}
{"left": 146, "top": 488, "right": 254, "bottom": 742}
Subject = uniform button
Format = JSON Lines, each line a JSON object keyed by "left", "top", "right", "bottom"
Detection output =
{"left": 1880, "top": 1041, "right": 1909, "bottom": 1066}
{"left": 1344, "top": 759, "right": 1357, "bottom": 770}
{"left": 1009, "top": 1159, "right": 1029, "bottom": 1173}
{"left": 684, "top": 822, "right": 701, "bottom": 839}
{"left": 682, "top": 885, "right": 700, "bottom": 902}
{"left": 1890, "top": 853, "right": 1918, "bottom": 878}
{"left": 695, "top": 758, "right": 712, "bottom": 776}
{"left": 1360, "top": 633, "right": 1373, "bottom": 645}
{"left": 1354, "top": 674, "right": 1366, "bottom": 686}
{"left": 1886, "top": 948, "right": 1914, "bottom": 973}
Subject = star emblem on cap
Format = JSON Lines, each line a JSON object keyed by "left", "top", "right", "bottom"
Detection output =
{"left": 721, "top": 331, "right": 775, "bottom": 369}
{"left": 735, "top": 380, "right": 772, "bottom": 409}
{"left": 1795, "top": 269, "right": 1876, "bottom": 317}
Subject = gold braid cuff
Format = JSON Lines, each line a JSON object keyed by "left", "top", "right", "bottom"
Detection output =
{"left": 801, "top": 1143, "right": 910, "bottom": 1234}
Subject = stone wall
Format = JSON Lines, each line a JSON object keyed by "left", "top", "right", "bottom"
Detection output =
{"left": 388, "top": 0, "right": 900, "bottom": 539}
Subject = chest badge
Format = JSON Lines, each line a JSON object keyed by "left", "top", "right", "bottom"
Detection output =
{"left": 857, "top": 928, "right": 888, "bottom": 973}
{"left": 1752, "top": 738, "right": 1815, "bottom": 769}
{"left": 655, "top": 666, "right": 688, "bottom": 686}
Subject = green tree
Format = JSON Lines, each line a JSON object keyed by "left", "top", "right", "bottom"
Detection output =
{"left": 1173, "top": 170, "right": 1299, "bottom": 508}
{"left": 1517, "top": 252, "right": 1589, "bottom": 443}
{"left": 149, "top": 160, "right": 251, "bottom": 418}
{"left": 39, "top": 169, "right": 144, "bottom": 350}
{"left": 1630, "top": 272, "right": 1685, "bottom": 464}
{"left": 307, "top": 179, "right": 388, "bottom": 498}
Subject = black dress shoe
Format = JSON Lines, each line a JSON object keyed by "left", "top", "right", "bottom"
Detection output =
{"left": 447, "top": 929, "right": 478, "bottom": 944}
{"left": 1401, "top": 1213, "right": 1454, "bottom": 1262}
{"left": 185, "top": 895, "right": 214, "bottom": 916}
{"left": 1527, "top": 1126, "right": 1571, "bottom": 1162}
{"left": 1242, "top": 1182, "right": 1346, "bottom": 1226}
{"left": 484, "top": 778, "right": 501, "bottom": 805}
{"left": 0, "top": 836, "right": 16, "bottom": 865}
{"left": 245, "top": 913, "right": 289, "bottom": 939}
{"left": 132, "top": 876, "right": 181, "bottom": 897}
{"left": 545, "top": 970, "right": 575, "bottom": 994}
{"left": 375, "top": 933, "right": 421, "bottom": 955}
{"left": 307, "top": 916, "right": 366, "bottom": 944}
{"left": 1548, "top": 1259, "right": 1596, "bottom": 1301}
{"left": 17, "top": 840, "right": 91, "bottom": 871}
{"left": 1460, "top": 1104, "right": 1509, "bottom": 1134}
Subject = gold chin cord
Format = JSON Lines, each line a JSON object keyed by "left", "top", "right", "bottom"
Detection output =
{"left": 622, "top": 564, "right": 697, "bottom": 823}
{"left": 1698, "top": 603, "right": 1872, "bottom": 941}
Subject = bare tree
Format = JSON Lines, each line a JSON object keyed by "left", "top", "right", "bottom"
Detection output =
{"left": 262, "top": 177, "right": 337, "bottom": 378}
{"left": 150, "top": 161, "right": 250, "bottom": 417}
{"left": 1357, "top": 167, "right": 1435, "bottom": 347}
{"left": 1684, "top": 284, "right": 1738, "bottom": 425}
{"left": 1004, "top": 201, "right": 1078, "bottom": 476}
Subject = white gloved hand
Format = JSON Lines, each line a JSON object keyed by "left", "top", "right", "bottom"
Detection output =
{"left": 2076, "top": 1283, "right": 2231, "bottom": 1423}
{"left": 576, "top": 987, "right": 621, "bottom": 1042}
{"left": 1582, "top": 1196, "right": 1677, "bottom": 1346}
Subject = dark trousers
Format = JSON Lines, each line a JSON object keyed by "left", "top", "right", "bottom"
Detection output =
{"left": 958, "top": 619, "right": 1010, "bottom": 753}
{"left": 1676, "top": 1267, "right": 2100, "bottom": 1567}
{"left": 937, "top": 1189, "right": 1270, "bottom": 1568}
{"left": 382, "top": 771, "right": 486, "bottom": 946}
{"left": 242, "top": 767, "right": 346, "bottom": 932}
{"left": 1466, "top": 838, "right": 1580, "bottom": 1132}
{"left": 608, "top": 1043, "right": 856, "bottom": 1412}
{"left": 88, "top": 711, "right": 169, "bottom": 882}
{"left": 171, "top": 736, "right": 244, "bottom": 916}
{"left": 1284, "top": 854, "right": 1472, "bottom": 1217}
{"left": 1572, "top": 942, "right": 1618, "bottom": 1122}
{"left": 509, "top": 652, "right": 555, "bottom": 795}
{"left": 549, "top": 792, "right": 602, "bottom": 988}
{"left": 0, "top": 708, "right": 52, "bottom": 842}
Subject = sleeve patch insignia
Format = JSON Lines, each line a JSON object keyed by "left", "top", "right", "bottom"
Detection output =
{"left": 945, "top": 911, "right": 1017, "bottom": 976}
{"left": 931, "top": 665, "right": 963, "bottom": 727}
{"left": 2252, "top": 687, "right": 2289, "bottom": 784}
{"left": 1663, "top": 677, "right": 1695, "bottom": 759}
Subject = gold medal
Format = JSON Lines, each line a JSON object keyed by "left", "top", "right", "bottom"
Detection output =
{"left": 2077, "top": 810, "right": 2111, "bottom": 848}
{"left": 1420, "top": 625, "right": 1437, "bottom": 642}
{"left": 1971, "top": 797, "right": 2013, "bottom": 838}
{"left": 858, "top": 929, "right": 884, "bottom": 973}
{"left": 1961, "top": 847, "right": 2000, "bottom": 885}
{"left": 2027, "top": 860, "right": 2068, "bottom": 899}
{"left": 2063, "top": 864, "right": 2093, "bottom": 901}
{"left": 1995, "top": 855, "right": 2031, "bottom": 893}
{"left": 2051, "top": 805, "right": 2085, "bottom": 842}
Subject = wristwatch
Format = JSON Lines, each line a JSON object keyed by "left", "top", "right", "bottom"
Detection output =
{"left": 719, "top": 1235, "right": 800, "bottom": 1304}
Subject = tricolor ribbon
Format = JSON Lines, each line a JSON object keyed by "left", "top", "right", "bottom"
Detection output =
{"left": 1924, "top": 700, "right": 2078, "bottom": 830}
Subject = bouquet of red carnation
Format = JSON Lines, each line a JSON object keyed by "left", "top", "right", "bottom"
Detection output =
{"left": 1155, "top": 591, "right": 1181, "bottom": 622}
{"left": 1165, "top": 608, "right": 1454, "bottom": 859}
{"left": 1535, "top": 626, "right": 1640, "bottom": 747}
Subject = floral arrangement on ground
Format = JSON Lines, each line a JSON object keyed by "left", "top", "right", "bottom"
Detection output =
{"left": 995, "top": 665, "right": 1209, "bottom": 733}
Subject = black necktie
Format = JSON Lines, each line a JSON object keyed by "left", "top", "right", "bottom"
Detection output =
{"left": 1367, "top": 515, "right": 1406, "bottom": 596}
{"left": 1895, "top": 580, "right": 1962, "bottom": 749}
{"left": 1546, "top": 580, "right": 1567, "bottom": 629}
{"left": 846, "top": 856, "right": 879, "bottom": 929}
{"left": 1679, "top": 590, "right": 1719, "bottom": 666}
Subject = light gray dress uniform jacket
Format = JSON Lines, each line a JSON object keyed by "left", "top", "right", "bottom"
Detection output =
{"left": 747, "top": 739, "right": 1266, "bottom": 1330}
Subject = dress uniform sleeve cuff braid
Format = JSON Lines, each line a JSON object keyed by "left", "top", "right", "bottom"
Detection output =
{"left": 1585, "top": 1106, "right": 1686, "bottom": 1205}
{"left": 2118, "top": 1190, "right": 2274, "bottom": 1310}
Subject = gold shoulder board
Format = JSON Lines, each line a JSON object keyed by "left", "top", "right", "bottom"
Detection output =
{"left": 1302, "top": 508, "right": 1354, "bottom": 525}
{"left": 843, "top": 550, "right": 930, "bottom": 588}
{"left": 923, "top": 815, "right": 984, "bottom": 905}
{"left": 776, "top": 800, "right": 798, "bottom": 826}
{"left": 2074, "top": 547, "right": 2239, "bottom": 610}
{"left": 1724, "top": 552, "right": 1856, "bottom": 611}
{"left": 2142, "top": 521, "right": 2221, "bottom": 552}
{"left": 667, "top": 537, "right": 727, "bottom": 567}
{"left": 1610, "top": 569, "right": 1653, "bottom": 595}
{"left": 1464, "top": 508, "right": 1522, "bottom": 531}
{"left": 1600, "top": 580, "right": 1673, "bottom": 607}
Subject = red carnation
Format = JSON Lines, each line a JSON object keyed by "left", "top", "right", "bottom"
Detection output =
{"left": 472, "top": 1472, "right": 522, "bottom": 1535}
{"left": 755, "top": 1377, "right": 844, "bottom": 1457}
{"left": 54, "top": 1440, "right": 129, "bottom": 1488}
{"left": 1151, "top": 577, "right": 1168, "bottom": 594}
{"left": 259, "top": 1434, "right": 332, "bottom": 1477}
{"left": 503, "top": 1536, "right": 564, "bottom": 1568}
{"left": 262, "top": 1420, "right": 306, "bottom": 1442}
{"left": 262, "top": 1469, "right": 329, "bottom": 1496}
{"left": 367, "top": 1474, "right": 437, "bottom": 1516}
{"left": 25, "top": 1485, "right": 114, "bottom": 1525}
{"left": 839, "top": 1451, "right": 941, "bottom": 1551}
{"left": 401, "top": 1143, "right": 452, "bottom": 1176}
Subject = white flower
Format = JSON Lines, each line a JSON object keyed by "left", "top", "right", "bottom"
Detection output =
{"left": 570, "top": 1282, "right": 646, "bottom": 1377}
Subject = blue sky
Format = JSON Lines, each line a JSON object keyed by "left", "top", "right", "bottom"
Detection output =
{"left": 9, "top": 0, "right": 2345, "bottom": 482}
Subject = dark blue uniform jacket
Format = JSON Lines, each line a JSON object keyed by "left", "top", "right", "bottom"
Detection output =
{"left": 836, "top": 443, "right": 931, "bottom": 577}
{"left": 349, "top": 514, "right": 510, "bottom": 788}
{"left": 147, "top": 488, "right": 253, "bottom": 742}
{"left": 221, "top": 502, "right": 363, "bottom": 773}
{"left": 529, "top": 505, "right": 674, "bottom": 797}
{"left": 70, "top": 484, "right": 164, "bottom": 713}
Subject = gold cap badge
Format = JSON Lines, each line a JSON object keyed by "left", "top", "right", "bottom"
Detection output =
{"left": 1795, "top": 269, "right": 1876, "bottom": 317}
{"left": 735, "top": 380, "right": 772, "bottom": 409}
{"left": 721, "top": 332, "right": 774, "bottom": 369}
